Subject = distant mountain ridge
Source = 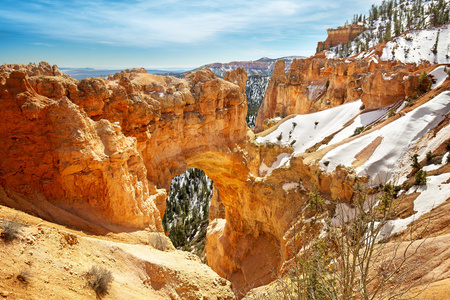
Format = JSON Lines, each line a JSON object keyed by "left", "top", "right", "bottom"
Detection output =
{"left": 195, "top": 56, "right": 305, "bottom": 77}
{"left": 60, "top": 67, "right": 188, "bottom": 80}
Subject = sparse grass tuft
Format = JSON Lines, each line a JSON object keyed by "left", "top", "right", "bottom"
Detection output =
{"left": 17, "top": 270, "right": 31, "bottom": 284}
{"left": 150, "top": 233, "right": 172, "bottom": 251}
{"left": 1, "top": 217, "right": 24, "bottom": 242}
{"left": 86, "top": 266, "right": 113, "bottom": 297}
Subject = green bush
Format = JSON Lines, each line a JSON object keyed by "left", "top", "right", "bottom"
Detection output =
{"left": 378, "top": 184, "right": 395, "bottom": 213}
{"left": 353, "top": 126, "right": 372, "bottom": 137}
{"left": 414, "top": 169, "right": 427, "bottom": 186}
{"left": 416, "top": 71, "right": 432, "bottom": 94}
{"left": 410, "top": 154, "right": 421, "bottom": 169}
{"left": 426, "top": 151, "right": 433, "bottom": 162}
{"left": 353, "top": 126, "right": 365, "bottom": 136}
{"left": 308, "top": 183, "right": 324, "bottom": 213}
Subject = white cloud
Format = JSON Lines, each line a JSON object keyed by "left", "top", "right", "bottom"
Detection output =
{"left": 0, "top": 0, "right": 375, "bottom": 47}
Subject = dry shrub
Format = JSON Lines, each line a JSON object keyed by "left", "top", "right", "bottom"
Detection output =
{"left": 86, "top": 266, "right": 113, "bottom": 297}
{"left": 1, "top": 217, "right": 24, "bottom": 242}
{"left": 149, "top": 233, "right": 172, "bottom": 251}
{"left": 17, "top": 270, "right": 31, "bottom": 284}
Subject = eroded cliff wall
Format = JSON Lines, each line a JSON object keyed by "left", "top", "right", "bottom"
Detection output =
{"left": 1, "top": 61, "right": 448, "bottom": 298}
{"left": 0, "top": 63, "right": 247, "bottom": 233}
{"left": 254, "top": 57, "right": 427, "bottom": 132}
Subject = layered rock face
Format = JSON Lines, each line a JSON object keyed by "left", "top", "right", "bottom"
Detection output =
{"left": 0, "top": 62, "right": 247, "bottom": 233}
{"left": 317, "top": 24, "right": 366, "bottom": 52}
{"left": 0, "top": 62, "right": 356, "bottom": 295}
{"left": 2, "top": 60, "right": 447, "bottom": 299}
{"left": 204, "top": 135, "right": 363, "bottom": 295}
{"left": 0, "top": 70, "right": 164, "bottom": 232}
{"left": 254, "top": 57, "right": 426, "bottom": 132}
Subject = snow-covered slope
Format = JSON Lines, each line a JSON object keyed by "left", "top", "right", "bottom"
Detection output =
{"left": 255, "top": 66, "right": 449, "bottom": 185}
{"left": 354, "top": 23, "right": 450, "bottom": 64}
{"left": 326, "top": 0, "right": 450, "bottom": 63}
{"left": 320, "top": 91, "right": 450, "bottom": 184}
{"left": 256, "top": 100, "right": 364, "bottom": 155}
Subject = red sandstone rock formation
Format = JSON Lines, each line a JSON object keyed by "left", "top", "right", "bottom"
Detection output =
{"left": 0, "top": 62, "right": 357, "bottom": 294}
{"left": 1, "top": 61, "right": 448, "bottom": 299}
{"left": 0, "top": 64, "right": 247, "bottom": 233}
{"left": 317, "top": 24, "right": 366, "bottom": 52}
{"left": 254, "top": 57, "right": 424, "bottom": 132}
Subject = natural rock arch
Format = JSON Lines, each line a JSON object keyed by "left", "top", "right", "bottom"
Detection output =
{"left": 0, "top": 62, "right": 362, "bottom": 295}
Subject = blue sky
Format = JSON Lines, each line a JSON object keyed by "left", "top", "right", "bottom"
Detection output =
{"left": 0, "top": 0, "right": 382, "bottom": 69}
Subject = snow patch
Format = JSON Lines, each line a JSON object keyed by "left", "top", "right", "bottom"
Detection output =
{"left": 307, "top": 83, "right": 327, "bottom": 100}
{"left": 318, "top": 101, "right": 403, "bottom": 151}
{"left": 430, "top": 65, "right": 449, "bottom": 89}
{"left": 257, "top": 100, "right": 363, "bottom": 155}
{"left": 283, "top": 182, "right": 300, "bottom": 193}
{"left": 259, "top": 153, "right": 291, "bottom": 177}
{"left": 325, "top": 51, "right": 336, "bottom": 59}
{"left": 208, "top": 218, "right": 226, "bottom": 236}
{"left": 423, "top": 152, "right": 449, "bottom": 172}
{"left": 382, "top": 173, "right": 450, "bottom": 236}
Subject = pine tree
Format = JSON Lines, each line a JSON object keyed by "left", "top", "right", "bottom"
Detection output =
{"left": 431, "top": 30, "right": 439, "bottom": 55}
{"left": 384, "top": 22, "right": 392, "bottom": 41}
{"left": 394, "top": 18, "right": 402, "bottom": 36}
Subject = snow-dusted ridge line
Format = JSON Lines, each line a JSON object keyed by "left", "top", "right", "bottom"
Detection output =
{"left": 379, "top": 24, "right": 450, "bottom": 64}
{"left": 326, "top": 0, "right": 450, "bottom": 63}
{"left": 333, "top": 23, "right": 450, "bottom": 64}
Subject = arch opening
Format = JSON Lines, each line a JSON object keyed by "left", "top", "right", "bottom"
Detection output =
{"left": 163, "top": 168, "right": 215, "bottom": 259}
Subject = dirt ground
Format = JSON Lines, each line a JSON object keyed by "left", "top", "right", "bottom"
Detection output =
{"left": 0, "top": 205, "right": 234, "bottom": 300}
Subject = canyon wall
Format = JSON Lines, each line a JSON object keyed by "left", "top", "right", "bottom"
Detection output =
{"left": 254, "top": 57, "right": 426, "bottom": 132}
{"left": 1, "top": 60, "right": 447, "bottom": 298}
{"left": 0, "top": 63, "right": 247, "bottom": 232}
{"left": 0, "top": 62, "right": 360, "bottom": 295}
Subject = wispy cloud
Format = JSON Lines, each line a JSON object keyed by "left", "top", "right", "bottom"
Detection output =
{"left": 32, "top": 42, "right": 54, "bottom": 47}
{"left": 0, "top": 0, "right": 357, "bottom": 47}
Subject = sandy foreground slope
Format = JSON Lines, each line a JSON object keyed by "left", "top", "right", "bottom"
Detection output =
{"left": 0, "top": 205, "right": 234, "bottom": 300}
